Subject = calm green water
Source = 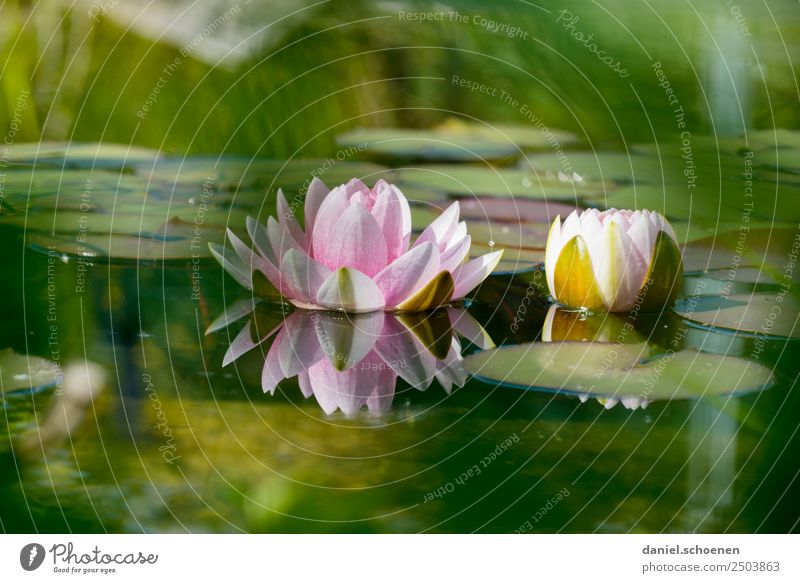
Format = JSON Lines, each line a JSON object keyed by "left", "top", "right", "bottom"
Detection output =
{"left": 1, "top": 0, "right": 799, "bottom": 533}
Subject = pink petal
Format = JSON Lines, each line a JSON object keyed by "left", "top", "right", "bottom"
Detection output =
{"left": 209, "top": 242, "right": 252, "bottom": 288}
{"left": 277, "top": 188, "right": 307, "bottom": 249}
{"left": 451, "top": 250, "right": 504, "bottom": 299}
{"left": 276, "top": 312, "right": 325, "bottom": 377}
{"left": 304, "top": 177, "right": 329, "bottom": 236}
{"left": 247, "top": 216, "right": 278, "bottom": 265}
{"left": 297, "top": 372, "right": 314, "bottom": 398}
{"left": 312, "top": 203, "right": 388, "bottom": 277}
{"left": 372, "top": 315, "right": 436, "bottom": 390}
{"left": 261, "top": 334, "right": 285, "bottom": 395}
{"left": 306, "top": 352, "right": 384, "bottom": 415}
{"left": 366, "top": 367, "right": 398, "bottom": 414}
{"left": 222, "top": 319, "right": 279, "bottom": 366}
{"left": 206, "top": 298, "right": 258, "bottom": 335}
{"left": 316, "top": 267, "right": 386, "bottom": 312}
{"left": 310, "top": 187, "right": 350, "bottom": 259}
{"left": 439, "top": 234, "right": 471, "bottom": 273}
{"left": 227, "top": 228, "right": 284, "bottom": 292}
{"left": 373, "top": 242, "right": 440, "bottom": 308}
{"left": 312, "top": 311, "right": 384, "bottom": 370}
{"left": 371, "top": 185, "right": 408, "bottom": 262}
{"left": 413, "top": 201, "right": 460, "bottom": 251}
{"left": 267, "top": 217, "right": 303, "bottom": 268}
{"left": 444, "top": 221, "right": 467, "bottom": 251}
{"left": 280, "top": 248, "right": 332, "bottom": 303}
{"left": 446, "top": 307, "right": 494, "bottom": 350}
{"left": 435, "top": 338, "right": 468, "bottom": 393}
{"left": 344, "top": 178, "right": 370, "bottom": 199}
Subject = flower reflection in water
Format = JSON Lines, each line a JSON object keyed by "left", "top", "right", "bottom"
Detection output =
{"left": 209, "top": 304, "right": 494, "bottom": 415}
{"left": 541, "top": 304, "right": 650, "bottom": 410}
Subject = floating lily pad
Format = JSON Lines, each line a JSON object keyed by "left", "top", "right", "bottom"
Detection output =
{"left": 336, "top": 127, "right": 519, "bottom": 162}
{"left": 469, "top": 244, "right": 541, "bottom": 273}
{"left": 465, "top": 221, "right": 549, "bottom": 249}
{"left": 752, "top": 149, "right": 800, "bottom": 173}
{"left": 464, "top": 341, "right": 773, "bottom": 400}
{"left": 137, "top": 157, "right": 390, "bottom": 190}
{"left": 748, "top": 128, "right": 800, "bottom": 150}
{"left": 675, "top": 293, "right": 800, "bottom": 339}
{"left": 460, "top": 198, "right": 581, "bottom": 223}
{"left": 631, "top": 137, "right": 767, "bottom": 157}
{"left": 27, "top": 231, "right": 222, "bottom": 261}
{"left": 0, "top": 142, "right": 160, "bottom": 169}
{"left": 0, "top": 348, "right": 62, "bottom": 395}
{"left": 439, "top": 119, "right": 579, "bottom": 150}
{"left": 681, "top": 228, "right": 800, "bottom": 275}
{"left": 521, "top": 151, "right": 667, "bottom": 183}
{"left": 585, "top": 184, "right": 746, "bottom": 222}
{"left": 396, "top": 166, "right": 607, "bottom": 200}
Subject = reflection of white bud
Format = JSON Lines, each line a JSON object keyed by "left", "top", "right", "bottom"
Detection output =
{"left": 30, "top": 361, "right": 106, "bottom": 447}
{"left": 62, "top": 362, "right": 106, "bottom": 405}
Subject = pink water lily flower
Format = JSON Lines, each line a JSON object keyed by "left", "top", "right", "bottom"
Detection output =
{"left": 545, "top": 208, "right": 683, "bottom": 312}
{"left": 210, "top": 178, "right": 503, "bottom": 312}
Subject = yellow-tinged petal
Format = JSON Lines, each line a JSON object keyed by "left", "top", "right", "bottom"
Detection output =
{"left": 637, "top": 230, "right": 683, "bottom": 310}
{"left": 553, "top": 235, "right": 606, "bottom": 311}
{"left": 396, "top": 270, "right": 455, "bottom": 312}
{"left": 396, "top": 310, "right": 453, "bottom": 359}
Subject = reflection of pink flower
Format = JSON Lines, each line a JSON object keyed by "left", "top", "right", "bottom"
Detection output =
{"left": 212, "top": 306, "right": 493, "bottom": 415}
{"left": 210, "top": 178, "right": 502, "bottom": 312}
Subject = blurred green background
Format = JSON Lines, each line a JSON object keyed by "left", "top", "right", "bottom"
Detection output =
{"left": 2, "top": 0, "right": 797, "bottom": 155}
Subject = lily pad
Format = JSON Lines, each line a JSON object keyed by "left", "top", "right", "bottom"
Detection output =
{"left": 396, "top": 166, "right": 607, "bottom": 200}
{"left": 465, "top": 220, "right": 549, "bottom": 249}
{"left": 675, "top": 293, "right": 800, "bottom": 339}
{"left": 521, "top": 151, "right": 667, "bottom": 183}
{"left": 0, "top": 348, "right": 62, "bottom": 394}
{"left": 468, "top": 122, "right": 580, "bottom": 150}
{"left": 586, "top": 184, "right": 747, "bottom": 222}
{"left": 459, "top": 198, "right": 581, "bottom": 223}
{"left": 752, "top": 149, "right": 800, "bottom": 174}
{"left": 0, "top": 142, "right": 160, "bottom": 169}
{"left": 464, "top": 341, "right": 773, "bottom": 400}
{"left": 137, "top": 157, "right": 390, "bottom": 190}
{"left": 748, "top": 128, "right": 800, "bottom": 150}
{"left": 469, "top": 244, "right": 541, "bottom": 274}
{"left": 336, "top": 127, "right": 519, "bottom": 162}
{"left": 28, "top": 231, "right": 220, "bottom": 262}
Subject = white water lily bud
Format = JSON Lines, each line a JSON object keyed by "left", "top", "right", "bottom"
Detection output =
{"left": 545, "top": 209, "right": 682, "bottom": 312}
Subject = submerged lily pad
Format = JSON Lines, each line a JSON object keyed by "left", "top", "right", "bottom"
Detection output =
{"left": 0, "top": 348, "right": 62, "bottom": 394}
{"left": 675, "top": 293, "right": 800, "bottom": 339}
{"left": 464, "top": 341, "right": 773, "bottom": 400}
